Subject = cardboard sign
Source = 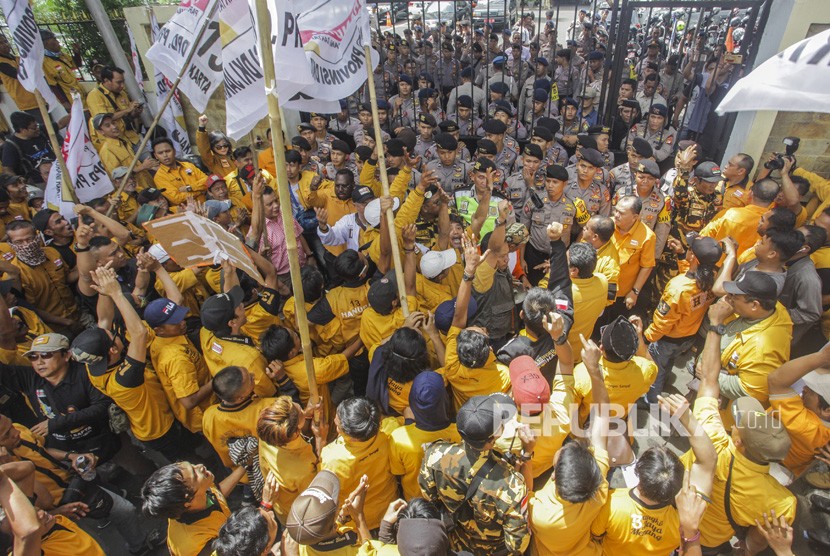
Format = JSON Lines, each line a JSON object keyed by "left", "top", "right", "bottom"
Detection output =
{"left": 143, "top": 211, "right": 264, "bottom": 285}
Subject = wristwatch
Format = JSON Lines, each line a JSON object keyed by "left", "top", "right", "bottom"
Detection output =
{"left": 632, "top": 287, "right": 641, "bottom": 295}
{"left": 712, "top": 324, "right": 727, "bottom": 335}
{"left": 462, "top": 272, "right": 475, "bottom": 282}
{"left": 519, "top": 451, "right": 534, "bottom": 462}
{"left": 73, "top": 243, "right": 90, "bottom": 252}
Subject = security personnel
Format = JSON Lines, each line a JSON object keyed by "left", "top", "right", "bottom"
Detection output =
{"left": 419, "top": 394, "right": 532, "bottom": 555}
{"left": 520, "top": 164, "right": 589, "bottom": 283}
{"left": 557, "top": 97, "right": 588, "bottom": 151}
{"left": 504, "top": 143, "right": 545, "bottom": 211}
{"left": 323, "top": 139, "right": 358, "bottom": 182}
{"left": 586, "top": 125, "right": 615, "bottom": 170}
{"left": 529, "top": 122, "right": 569, "bottom": 167}
{"left": 565, "top": 147, "right": 611, "bottom": 217}
{"left": 626, "top": 103, "right": 678, "bottom": 163}
{"left": 492, "top": 101, "right": 526, "bottom": 146}
{"left": 424, "top": 132, "right": 471, "bottom": 194}
{"left": 453, "top": 95, "right": 484, "bottom": 137}
{"left": 609, "top": 137, "right": 654, "bottom": 200}
{"left": 414, "top": 113, "right": 437, "bottom": 161}
{"left": 613, "top": 159, "right": 671, "bottom": 251}
{"left": 434, "top": 119, "right": 472, "bottom": 162}
{"left": 482, "top": 118, "right": 518, "bottom": 177}
{"left": 454, "top": 158, "right": 505, "bottom": 238}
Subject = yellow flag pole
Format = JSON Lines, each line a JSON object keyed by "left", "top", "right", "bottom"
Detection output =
{"left": 363, "top": 44, "right": 409, "bottom": 316}
{"left": 253, "top": 0, "right": 318, "bottom": 404}
{"left": 34, "top": 92, "right": 78, "bottom": 204}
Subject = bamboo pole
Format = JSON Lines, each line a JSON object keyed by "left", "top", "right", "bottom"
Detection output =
{"left": 363, "top": 44, "right": 409, "bottom": 316}
{"left": 105, "top": 2, "right": 217, "bottom": 218}
{"left": 34, "top": 91, "right": 78, "bottom": 204}
{"left": 253, "top": 0, "right": 318, "bottom": 404}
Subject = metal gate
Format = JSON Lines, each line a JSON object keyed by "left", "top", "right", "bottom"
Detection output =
{"left": 602, "top": 0, "right": 771, "bottom": 162}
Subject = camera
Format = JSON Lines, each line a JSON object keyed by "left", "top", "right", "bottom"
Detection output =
{"left": 764, "top": 137, "right": 800, "bottom": 170}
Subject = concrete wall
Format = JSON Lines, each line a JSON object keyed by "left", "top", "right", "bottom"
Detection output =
{"left": 724, "top": 0, "right": 830, "bottom": 178}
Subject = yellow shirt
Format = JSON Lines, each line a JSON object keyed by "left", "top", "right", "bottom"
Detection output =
{"left": 97, "top": 135, "right": 155, "bottom": 191}
{"left": 573, "top": 356, "right": 657, "bottom": 427}
{"left": 153, "top": 268, "right": 209, "bottom": 318}
{"left": 611, "top": 220, "right": 656, "bottom": 298}
{"left": 389, "top": 423, "right": 461, "bottom": 500}
{"left": 810, "top": 245, "right": 830, "bottom": 339}
{"left": 259, "top": 436, "right": 318, "bottom": 522}
{"left": 700, "top": 204, "right": 768, "bottom": 258}
{"left": 596, "top": 240, "right": 621, "bottom": 305}
{"left": 168, "top": 487, "right": 231, "bottom": 556}
{"left": 200, "top": 329, "right": 276, "bottom": 398}
{"left": 359, "top": 295, "right": 418, "bottom": 352}
{"left": 149, "top": 334, "right": 212, "bottom": 433}
{"left": 86, "top": 85, "right": 141, "bottom": 144}
{"left": 154, "top": 161, "right": 209, "bottom": 206}
{"left": 0, "top": 54, "right": 37, "bottom": 110}
{"left": 240, "top": 288, "right": 283, "bottom": 346}
{"left": 569, "top": 274, "right": 609, "bottom": 361}
{"left": 721, "top": 179, "right": 753, "bottom": 210}
{"left": 202, "top": 397, "right": 274, "bottom": 469}
{"left": 0, "top": 244, "right": 78, "bottom": 321}
{"left": 283, "top": 353, "right": 350, "bottom": 427}
{"left": 195, "top": 129, "right": 235, "bottom": 177}
{"left": 9, "top": 425, "right": 70, "bottom": 505}
{"left": 645, "top": 273, "right": 715, "bottom": 342}
{"left": 258, "top": 146, "right": 277, "bottom": 176}
{"left": 443, "top": 325, "right": 512, "bottom": 410}
{"left": 321, "top": 433, "right": 399, "bottom": 530}
{"left": 720, "top": 303, "right": 792, "bottom": 407}
{"left": 10, "top": 306, "right": 51, "bottom": 359}
{"left": 42, "top": 515, "right": 105, "bottom": 556}
{"left": 86, "top": 356, "right": 175, "bottom": 442}
{"left": 283, "top": 297, "right": 338, "bottom": 356}
{"left": 681, "top": 397, "right": 796, "bottom": 548}
{"left": 311, "top": 283, "right": 370, "bottom": 352}
{"left": 42, "top": 53, "right": 85, "bottom": 106}
{"left": 529, "top": 447, "right": 609, "bottom": 556}
{"left": 769, "top": 392, "right": 830, "bottom": 476}
{"left": 415, "top": 273, "right": 453, "bottom": 313}
{"left": 591, "top": 487, "right": 680, "bottom": 556}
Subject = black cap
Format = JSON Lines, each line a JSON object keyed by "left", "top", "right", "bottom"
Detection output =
{"left": 200, "top": 286, "right": 245, "bottom": 334}
{"left": 354, "top": 145, "right": 373, "bottom": 161}
{"left": 137, "top": 188, "right": 166, "bottom": 204}
{"left": 630, "top": 137, "right": 653, "bottom": 158}
{"left": 546, "top": 164, "right": 569, "bottom": 181}
{"left": 577, "top": 135, "right": 597, "bottom": 150}
{"left": 473, "top": 157, "right": 497, "bottom": 173}
{"left": 649, "top": 103, "right": 668, "bottom": 117}
{"left": 417, "top": 113, "right": 437, "bottom": 127}
{"left": 457, "top": 95, "right": 473, "bottom": 109}
{"left": 692, "top": 161, "right": 722, "bottom": 182}
{"left": 477, "top": 140, "right": 497, "bottom": 156}
{"left": 723, "top": 271, "right": 777, "bottom": 301}
{"left": 456, "top": 394, "right": 515, "bottom": 448}
{"left": 523, "top": 143, "right": 543, "bottom": 160}
{"left": 533, "top": 88, "right": 548, "bottom": 102}
{"left": 368, "top": 272, "right": 398, "bottom": 315}
{"left": 690, "top": 237, "right": 723, "bottom": 266}
{"left": 399, "top": 74, "right": 413, "bottom": 85}
{"left": 482, "top": 119, "right": 507, "bottom": 135}
{"left": 587, "top": 50, "right": 604, "bottom": 61}
{"left": 600, "top": 316, "right": 639, "bottom": 361}
{"left": 438, "top": 120, "right": 459, "bottom": 133}
{"left": 435, "top": 133, "right": 458, "bottom": 151}
{"left": 587, "top": 125, "right": 610, "bottom": 136}
{"left": 330, "top": 139, "right": 351, "bottom": 154}
{"left": 562, "top": 97, "right": 579, "bottom": 108}
{"left": 352, "top": 186, "right": 375, "bottom": 204}
{"left": 297, "top": 122, "right": 315, "bottom": 133}
{"left": 70, "top": 327, "right": 113, "bottom": 376}
{"left": 386, "top": 139, "right": 405, "bottom": 157}
{"left": 636, "top": 159, "right": 661, "bottom": 178}
{"left": 579, "top": 148, "right": 604, "bottom": 168}
{"left": 531, "top": 126, "right": 553, "bottom": 142}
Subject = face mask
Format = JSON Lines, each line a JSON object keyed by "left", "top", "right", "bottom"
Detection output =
{"left": 44, "top": 49, "right": 60, "bottom": 58}
{"left": 11, "top": 239, "right": 46, "bottom": 267}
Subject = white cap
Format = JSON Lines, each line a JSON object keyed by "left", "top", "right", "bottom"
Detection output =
{"left": 364, "top": 197, "right": 401, "bottom": 228}
{"left": 803, "top": 369, "right": 830, "bottom": 405}
{"left": 419, "top": 248, "right": 457, "bottom": 279}
{"left": 148, "top": 243, "right": 170, "bottom": 264}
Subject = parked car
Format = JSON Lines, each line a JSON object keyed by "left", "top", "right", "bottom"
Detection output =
{"left": 472, "top": 0, "right": 518, "bottom": 33}
{"left": 423, "top": 1, "right": 472, "bottom": 30}
{"left": 370, "top": 1, "right": 409, "bottom": 24}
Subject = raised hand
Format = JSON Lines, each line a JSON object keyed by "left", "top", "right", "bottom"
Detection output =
{"left": 547, "top": 222, "right": 564, "bottom": 241}
{"left": 542, "top": 311, "right": 564, "bottom": 340}
{"left": 89, "top": 266, "right": 121, "bottom": 298}
{"left": 579, "top": 334, "right": 601, "bottom": 370}
{"left": 401, "top": 223, "right": 417, "bottom": 248}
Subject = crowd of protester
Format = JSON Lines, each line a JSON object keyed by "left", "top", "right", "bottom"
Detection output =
{"left": 0, "top": 4, "right": 828, "bottom": 556}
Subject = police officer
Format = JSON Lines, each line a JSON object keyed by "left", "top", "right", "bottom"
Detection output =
{"left": 530, "top": 121, "right": 569, "bottom": 167}
{"left": 324, "top": 139, "right": 358, "bottom": 183}
{"left": 454, "top": 158, "right": 505, "bottom": 237}
{"left": 420, "top": 394, "right": 532, "bottom": 555}
{"left": 520, "top": 164, "right": 589, "bottom": 283}
{"left": 487, "top": 81, "right": 512, "bottom": 118}
{"left": 482, "top": 118, "right": 518, "bottom": 178}
{"left": 414, "top": 113, "right": 437, "bottom": 161}
{"left": 425, "top": 133, "right": 471, "bottom": 194}
{"left": 504, "top": 143, "right": 545, "bottom": 211}
{"left": 609, "top": 137, "right": 654, "bottom": 200}
{"left": 565, "top": 147, "right": 610, "bottom": 217}
{"left": 586, "top": 125, "right": 614, "bottom": 170}
{"left": 452, "top": 95, "right": 484, "bottom": 137}
{"left": 492, "top": 101, "right": 527, "bottom": 143}
{"left": 428, "top": 120, "right": 471, "bottom": 162}
{"left": 612, "top": 158, "right": 670, "bottom": 255}
{"left": 626, "top": 103, "right": 677, "bottom": 164}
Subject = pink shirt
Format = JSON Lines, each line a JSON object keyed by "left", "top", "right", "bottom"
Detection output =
{"left": 254, "top": 213, "right": 306, "bottom": 274}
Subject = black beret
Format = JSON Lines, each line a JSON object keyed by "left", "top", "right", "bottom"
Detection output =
{"left": 630, "top": 137, "right": 654, "bottom": 158}
{"left": 482, "top": 119, "right": 507, "bottom": 135}
{"left": 523, "top": 143, "right": 543, "bottom": 160}
{"left": 477, "top": 139, "right": 497, "bottom": 156}
{"left": 386, "top": 139, "right": 406, "bottom": 156}
{"left": 435, "top": 132, "right": 458, "bottom": 151}
{"left": 579, "top": 147, "right": 604, "bottom": 168}
{"left": 546, "top": 164, "right": 569, "bottom": 181}
{"left": 473, "top": 157, "right": 497, "bottom": 173}
{"left": 531, "top": 126, "right": 553, "bottom": 142}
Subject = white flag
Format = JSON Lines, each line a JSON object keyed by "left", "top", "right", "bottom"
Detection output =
{"left": 44, "top": 163, "right": 74, "bottom": 221}
{"left": 150, "top": 11, "right": 193, "bottom": 156}
{"left": 0, "top": 0, "right": 59, "bottom": 108}
{"left": 63, "top": 96, "right": 114, "bottom": 203}
{"left": 276, "top": 0, "right": 377, "bottom": 112}
{"left": 145, "top": 0, "right": 222, "bottom": 113}
{"left": 218, "top": 0, "right": 266, "bottom": 140}
{"left": 126, "top": 24, "right": 144, "bottom": 92}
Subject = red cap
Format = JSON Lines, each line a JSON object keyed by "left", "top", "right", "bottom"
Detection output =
{"left": 509, "top": 356, "right": 550, "bottom": 412}
{"left": 206, "top": 174, "right": 226, "bottom": 189}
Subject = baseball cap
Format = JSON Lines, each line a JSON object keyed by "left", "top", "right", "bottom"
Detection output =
{"left": 600, "top": 316, "right": 638, "bottom": 361}
{"left": 70, "top": 328, "right": 113, "bottom": 376}
{"left": 367, "top": 272, "right": 398, "bottom": 315}
{"left": 456, "top": 394, "right": 515, "bottom": 449}
{"left": 31, "top": 209, "right": 56, "bottom": 232}
{"left": 351, "top": 186, "right": 376, "bottom": 204}
{"left": 111, "top": 166, "right": 130, "bottom": 180}
{"left": 144, "top": 298, "right": 189, "bottom": 328}
{"left": 509, "top": 356, "right": 550, "bottom": 412}
{"left": 722, "top": 271, "right": 777, "bottom": 301}
{"left": 803, "top": 369, "right": 830, "bottom": 406}
{"left": 505, "top": 223, "right": 529, "bottom": 245}
{"left": 206, "top": 174, "right": 227, "bottom": 190}
{"left": 92, "top": 113, "right": 114, "bottom": 130}
{"left": 364, "top": 197, "right": 399, "bottom": 228}
{"left": 147, "top": 243, "right": 170, "bottom": 263}
{"left": 200, "top": 286, "right": 245, "bottom": 333}
{"left": 409, "top": 371, "right": 451, "bottom": 432}
{"left": 434, "top": 297, "right": 477, "bottom": 335}
{"left": 205, "top": 199, "right": 232, "bottom": 219}
{"left": 26, "top": 186, "right": 44, "bottom": 201}
{"left": 578, "top": 88, "right": 598, "bottom": 100}
{"left": 24, "top": 333, "right": 70, "bottom": 356}
{"left": 692, "top": 161, "right": 722, "bottom": 183}
{"left": 732, "top": 397, "right": 791, "bottom": 463}
{"left": 636, "top": 159, "right": 661, "bottom": 178}
{"left": 286, "top": 471, "right": 341, "bottom": 545}
{"left": 690, "top": 237, "right": 723, "bottom": 266}
{"left": 420, "top": 249, "right": 457, "bottom": 279}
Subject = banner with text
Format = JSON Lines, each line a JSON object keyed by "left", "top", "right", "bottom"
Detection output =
{"left": 126, "top": 23, "right": 144, "bottom": 92}
{"left": 145, "top": 0, "right": 222, "bottom": 113}
{"left": 150, "top": 11, "right": 193, "bottom": 156}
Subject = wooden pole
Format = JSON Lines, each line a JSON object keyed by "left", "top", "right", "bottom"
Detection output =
{"left": 105, "top": 2, "right": 217, "bottom": 218}
{"left": 254, "top": 0, "right": 318, "bottom": 404}
{"left": 363, "top": 44, "right": 409, "bottom": 316}
{"left": 34, "top": 91, "right": 79, "bottom": 204}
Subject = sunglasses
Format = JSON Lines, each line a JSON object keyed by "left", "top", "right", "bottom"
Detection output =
{"left": 215, "top": 143, "right": 231, "bottom": 150}
{"left": 27, "top": 351, "right": 59, "bottom": 361}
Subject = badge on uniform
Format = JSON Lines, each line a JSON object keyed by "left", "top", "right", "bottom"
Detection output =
{"left": 211, "top": 342, "right": 223, "bottom": 354}
{"left": 666, "top": 135, "right": 674, "bottom": 145}
{"left": 630, "top": 239, "right": 639, "bottom": 246}
{"left": 657, "top": 300, "right": 671, "bottom": 316}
